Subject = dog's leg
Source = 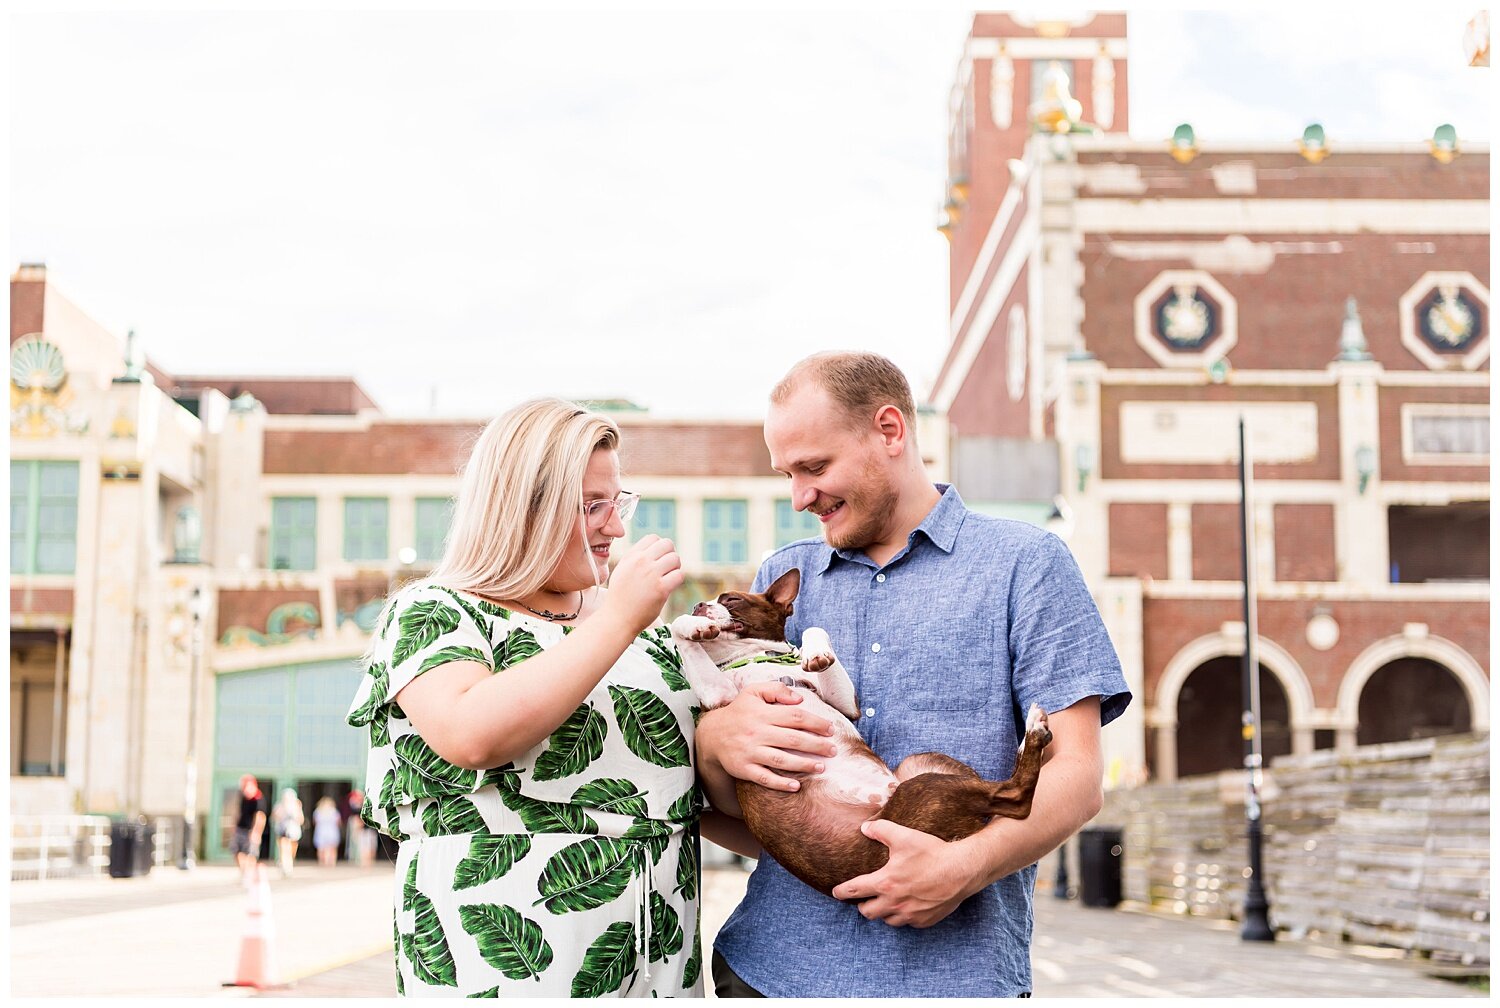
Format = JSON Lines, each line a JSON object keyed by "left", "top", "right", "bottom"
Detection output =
{"left": 875, "top": 706, "right": 1054, "bottom": 841}
{"left": 800, "top": 627, "right": 860, "bottom": 722}
{"left": 669, "top": 615, "right": 739, "bottom": 708}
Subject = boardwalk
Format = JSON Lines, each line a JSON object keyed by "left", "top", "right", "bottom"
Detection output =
{"left": 8, "top": 859, "right": 1483, "bottom": 998}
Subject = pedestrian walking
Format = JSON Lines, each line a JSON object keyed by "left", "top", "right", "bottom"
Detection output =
{"left": 230, "top": 774, "right": 267, "bottom": 885}
{"left": 312, "top": 796, "right": 341, "bottom": 866}
{"left": 271, "top": 787, "right": 305, "bottom": 876}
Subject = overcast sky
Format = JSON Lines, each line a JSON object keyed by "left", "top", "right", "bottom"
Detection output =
{"left": 10, "top": 6, "right": 1492, "bottom": 419}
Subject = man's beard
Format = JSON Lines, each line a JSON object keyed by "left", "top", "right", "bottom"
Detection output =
{"left": 824, "top": 461, "right": 899, "bottom": 552}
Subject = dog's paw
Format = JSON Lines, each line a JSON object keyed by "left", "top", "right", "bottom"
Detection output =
{"left": 1020, "top": 704, "right": 1053, "bottom": 752}
{"left": 801, "top": 648, "right": 835, "bottom": 674}
{"left": 800, "top": 627, "right": 836, "bottom": 673}
{"left": 674, "top": 615, "right": 720, "bottom": 642}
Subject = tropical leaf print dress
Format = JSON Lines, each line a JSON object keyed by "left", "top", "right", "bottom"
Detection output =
{"left": 346, "top": 582, "right": 704, "bottom": 997}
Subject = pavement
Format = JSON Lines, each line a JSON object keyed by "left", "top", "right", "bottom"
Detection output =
{"left": 8, "top": 854, "right": 1485, "bottom": 999}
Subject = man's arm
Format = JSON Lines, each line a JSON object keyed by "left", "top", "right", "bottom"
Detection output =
{"left": 830, "top": 696, "right": 1103, "bottom": 928}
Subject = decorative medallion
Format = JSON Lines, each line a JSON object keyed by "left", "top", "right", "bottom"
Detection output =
{"left": 1006, "top": 304, "right": 1028, "bottom": 401}
{"left": 1133, "top": 271, "right": 1238, "bottom": 369}
{"left": 10, "top": 335, "right": 89, "bottom": 436}
{"left": 1398, "top": 272, "right": 1489, "bottom": 371}
{"left": 1156, "top": 284, "right": 1216, "bottom": 348}
{"left": 1418, "top": 284, "right": 1481, "bottom": 350}
{"left": 990, "top": 46, "right": 1013, "bottom": 129}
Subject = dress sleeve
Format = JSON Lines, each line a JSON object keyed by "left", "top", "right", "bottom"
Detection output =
{"left": 1008, "top": 533, "right": 1132, "bottom": 727}
{"left": 346, "top": 585, "right": 495, "bottom": 727}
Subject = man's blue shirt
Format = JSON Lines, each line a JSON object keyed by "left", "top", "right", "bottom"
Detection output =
{"left": 714, "top": 484, "right": 1131, "bottom": 997}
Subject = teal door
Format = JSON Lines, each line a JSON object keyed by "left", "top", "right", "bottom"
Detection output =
{"left": 208, "top": 658, "right": 367, "bottom": 862}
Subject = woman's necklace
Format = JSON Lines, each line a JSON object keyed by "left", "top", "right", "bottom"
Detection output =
{"left": 517, "top": 590, "right": 582, "bottom": 622}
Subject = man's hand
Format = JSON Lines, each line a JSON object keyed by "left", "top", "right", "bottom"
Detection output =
{"left": 701, "top": 681, "right": 838, "bottom": 790}
{"left": 830, "top": 819, "right": 986, "bottom": 928}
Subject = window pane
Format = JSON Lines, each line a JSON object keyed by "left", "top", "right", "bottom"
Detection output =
{"left": 271, "top": 498, "right": 317, "bottom": 570}
{"left": 631, "top": 498, "right": 676, "bottom": 543}
{"left": 33, "top": 463, "right": 78, "bottom": 574}
{"left": 11, "top": 462, "right": 33, "bottom": 574}
{"left": 415, "top": 497, "right": 453, "bottom": 562}
{"left": 703, "top": 499, "right": 748, "bottom": 566}
{"left": 345, "top": 498, "right": 388, "bottom": 561}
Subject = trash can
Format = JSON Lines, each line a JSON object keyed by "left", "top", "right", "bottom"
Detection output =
{"left": 108, "top": 818, "right": 154, "bottom": 878}
{"left": 1077, "top": 827, "right": 1122, "bottom": 908}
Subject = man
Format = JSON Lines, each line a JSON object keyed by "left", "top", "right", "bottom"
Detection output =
{"left": 231, "top": 774, "right": 267, "bottom": 883}
{"left": 695, "top": 352, "right": 1131, "bottom": 998}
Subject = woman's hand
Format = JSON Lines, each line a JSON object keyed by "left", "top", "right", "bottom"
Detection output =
{"left": 601, "top": 534, "right": 684, "bottom": 633}
{"left": 697, "top": 681, "right": 840, "bottom": 802}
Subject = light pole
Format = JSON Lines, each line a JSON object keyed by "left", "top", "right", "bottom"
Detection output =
{"left": 181, "top": 585, "right": 209, "bottom": 870}
{"left": 1237, "top": 418, "right": 1274, "bottom": 940}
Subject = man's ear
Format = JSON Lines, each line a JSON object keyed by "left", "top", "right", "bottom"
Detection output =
{"left": 764, "top": 567, "right": 801, "bottom": 614}
{"left": 873, "top": 404, "right": 907, "bottom": 456}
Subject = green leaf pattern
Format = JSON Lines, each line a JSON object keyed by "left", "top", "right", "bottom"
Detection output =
{"left": 356, "top": 585, "right": 700, "bottom": 995}
{"left": 531, "top": 703, "right": 607, "bottom": 782}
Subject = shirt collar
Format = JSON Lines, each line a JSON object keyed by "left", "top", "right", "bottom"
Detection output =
{"left": 815, "top": 483, "right": 966, "bottom": 574}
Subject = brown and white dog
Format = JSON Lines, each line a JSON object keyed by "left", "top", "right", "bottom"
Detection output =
{"left": 671, "top": 567, "right": 1053, "bottom": 897}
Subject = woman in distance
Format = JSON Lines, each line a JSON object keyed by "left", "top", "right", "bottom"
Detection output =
{"left": 345, "top": 398, "right": 828, "bottom": 998}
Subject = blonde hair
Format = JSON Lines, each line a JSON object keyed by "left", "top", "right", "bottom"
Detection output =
{"left": 362, "top": 399, "right": 619, "bottom": 665}
{"left": 430, "top": 398, "right": 619, "bottom": 600}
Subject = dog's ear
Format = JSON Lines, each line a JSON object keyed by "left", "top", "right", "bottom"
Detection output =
{"left": 763, "top": 567, "right": 801, "bottom": 614}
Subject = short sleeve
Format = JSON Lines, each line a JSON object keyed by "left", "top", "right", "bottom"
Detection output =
{"left": 1008, "top": 533, "right": 1132, "bottom": 727}
{"left": 346, "top": 584, "right": 495, "bottom": 727}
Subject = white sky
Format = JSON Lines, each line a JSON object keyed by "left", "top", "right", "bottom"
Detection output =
{"left": 9, "top": 6, "right": 1492, "bottom": 419}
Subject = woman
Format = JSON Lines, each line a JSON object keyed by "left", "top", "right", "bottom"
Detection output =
{"left": 345, "top": 399, "right": 832, "bottom": 998}
{"left": 313, "top": 796, "right": 342, "bottom": 866}
{"left": 271, "top": 788, "right": 305, "bottom": 876}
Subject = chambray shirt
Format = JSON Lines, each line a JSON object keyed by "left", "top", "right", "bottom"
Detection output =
{"left": 714, "top": 484, "right": 1131, "bottom": 998}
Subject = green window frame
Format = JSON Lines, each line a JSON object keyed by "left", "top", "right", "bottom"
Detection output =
{"left": 774, "top": 498, "right": 822, "bottom": 548}
{"left": 414, "top": 497, "right": 453, "bottom": 563}
{"left": 343, "top": 497, "right": 389, "bottom": 562}
{"left": 631, "top": 498, "right": 677, "bottom": 543}
{"left": 10, "top": 460, "right": 79, "bottom": 575}
{"left": 703, "top": 499, "right": 749, "bottom": 565}
{"left": 269, "top": 497, "right": 317, "bottom": 571}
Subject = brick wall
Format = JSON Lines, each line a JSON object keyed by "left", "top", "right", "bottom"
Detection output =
{"left": 1190, "top": 502, "right": 1242, "bottom": 581}
{"left": 1108, "top": 502, "right": 1168, "bottom": 579}
{"left": 1273, "top": 504, "right": 1336, "bottom": 582}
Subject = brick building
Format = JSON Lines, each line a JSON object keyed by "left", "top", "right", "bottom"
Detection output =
{"left": 933, "top": 12, "right": 1489, "bottom": 781}
{"left": 9, "top": 264, "right": 951, "bottom": 862}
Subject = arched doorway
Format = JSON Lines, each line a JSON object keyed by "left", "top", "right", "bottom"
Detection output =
{"left": 1356, "top": 658, "right": 1472, "bottom": 745}
{"left": 1175, "top": 658, "right": 1291, "bottom": 777}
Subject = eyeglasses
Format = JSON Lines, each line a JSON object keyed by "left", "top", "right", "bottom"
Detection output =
{"left": 583, "top": 491, "right": 639, "bottom": 530}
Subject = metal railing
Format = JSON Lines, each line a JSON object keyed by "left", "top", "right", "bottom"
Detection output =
{"left": 10, "top": 815, "right": 112, "bottom": 881}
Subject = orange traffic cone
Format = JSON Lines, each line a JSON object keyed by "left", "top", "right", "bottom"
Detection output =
{"left": 225, "top": 863, "right": 279, "bottom": 989}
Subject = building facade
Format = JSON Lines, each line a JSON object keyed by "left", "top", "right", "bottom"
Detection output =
{"left": 9, "top": 265, "right": 951, "bottom": 860}
{"left": 932, "top": 12, "right": 1489, "bottom": 782}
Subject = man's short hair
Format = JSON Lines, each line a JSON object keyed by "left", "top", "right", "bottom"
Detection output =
{"left": 771, "top": 351, "right": 917, "bottom": 432}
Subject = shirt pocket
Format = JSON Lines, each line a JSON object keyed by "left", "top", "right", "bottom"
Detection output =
{"left": 899, "top": 623, "right": 994, "bottom": 712}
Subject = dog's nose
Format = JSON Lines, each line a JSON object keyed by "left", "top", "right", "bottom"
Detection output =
{"left": 779, "top": 676, "right": 795, "bottom": 687}
{"left": 692, "top": 602, "right": 708, "bottom": 617}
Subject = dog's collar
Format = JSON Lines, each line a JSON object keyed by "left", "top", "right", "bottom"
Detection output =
{"left": 721, "top": 649, "right": 801, "bottom": 672}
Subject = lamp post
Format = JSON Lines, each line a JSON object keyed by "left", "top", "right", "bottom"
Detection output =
{"left": 1237, "top": 418, "right": 1274, "bottom": 940}
{"left": 181, "top": 585, "right": 209, "bottom": 870}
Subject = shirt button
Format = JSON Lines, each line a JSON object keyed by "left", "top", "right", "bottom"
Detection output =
{"left": 876, "top": 573, "right": 886, "bottom": 583}
{"left": 871, "top": 643, "right": 881, "bottom": 653}
{"left": 865, "top": 707, "right": 876, "bottom": 718}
